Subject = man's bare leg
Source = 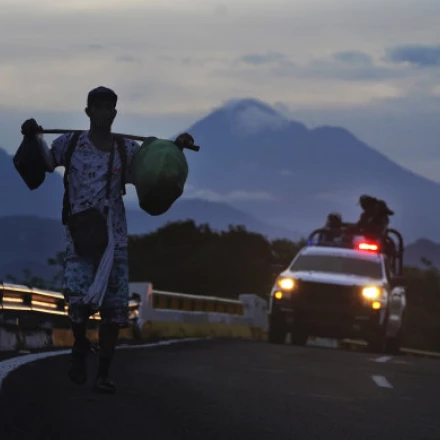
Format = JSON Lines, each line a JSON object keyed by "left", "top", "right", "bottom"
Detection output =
{"left": 68, "top": 320, "right": 91, "bottom": 385}
{"left": 94, "top": 322, "right": 120, "bottom": 393}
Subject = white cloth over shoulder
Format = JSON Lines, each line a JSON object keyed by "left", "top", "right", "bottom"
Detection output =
{"left": 83, "top": 205, "right": 115, "bottom": 310}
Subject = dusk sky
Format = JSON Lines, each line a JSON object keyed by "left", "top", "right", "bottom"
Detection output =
{"left": 1, "top": 0, "right": 439, "bottom": 181}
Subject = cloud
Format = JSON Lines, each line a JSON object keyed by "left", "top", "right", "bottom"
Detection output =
{"left": 115, "top": 55, "right": 139, "bottom": 64}
{"left": 213, "top": 4, "right": 229, "bottom": 17}
{"left": 387, "top": 44, "right": 440, "bottom": 67}
{"left": 299, "top": 55, "right": 401, "bottom": 82}
{"left": 0, "top": 0, "right": 438, "bottom": 118}
{"left": 333, "top": 51, "right": 373, "bottom": 64}
{"left": 183, "top": 188, "right": 278, "bottom": 203}
{"left": 239, "top": 51, "right": 286, "bottom": 66}
{"left": 231, "top": 49, "right": 406, "bottom": 82}
{"left": 87, "top": 43, "right": 106, "bottom": 51}
{"left": 234, "top": 105, "right": 290, "bottom": 134}
{"left": 209, "top": 49, "right": 408, "bottom": 108}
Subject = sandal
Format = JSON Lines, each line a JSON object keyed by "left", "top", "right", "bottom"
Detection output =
{"left": 68, "top": 338, "right": 93, "bottom": 385}
{"left": 94, "top": 376, "right": 116, "bottom": 394}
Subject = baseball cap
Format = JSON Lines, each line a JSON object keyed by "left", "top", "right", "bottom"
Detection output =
{"left": 87, "top": 86, "right": 118, "bottom": 107}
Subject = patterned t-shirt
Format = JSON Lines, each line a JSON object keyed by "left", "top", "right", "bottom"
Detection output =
{"left": 51, "top": 131, "right": 140, "bottom": 252}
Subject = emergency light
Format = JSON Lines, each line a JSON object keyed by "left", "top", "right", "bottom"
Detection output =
{"left": 357, "top": 242, "right": 379, "bottom": 252}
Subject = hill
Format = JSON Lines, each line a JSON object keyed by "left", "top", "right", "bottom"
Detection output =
{"left": 404, "top": 239, "right": 440, "bottom": 269}
{"left": 182, "top": 98, "right": 440, "bottom": 243}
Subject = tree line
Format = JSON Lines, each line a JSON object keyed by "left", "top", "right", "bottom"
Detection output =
{"left": 128, "top": 220, "right": 306, "bottom": 298}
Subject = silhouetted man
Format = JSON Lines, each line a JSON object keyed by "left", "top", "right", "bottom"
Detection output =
{"left": 357, "top": 194, "right": 394, "bottom": 236}
{"left": 318, "top": 212, "right": 344, "bottom": 243}
{"left": 21, "top": 86, "right": 194, "bottom": 393}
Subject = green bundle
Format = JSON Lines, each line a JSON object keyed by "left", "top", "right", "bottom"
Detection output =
{"left": 132, "top": 138, "right": 189, "bottom": 216}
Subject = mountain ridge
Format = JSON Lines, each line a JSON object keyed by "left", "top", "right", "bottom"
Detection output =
{"left": 180, "top": 98, "right": 440, "bottom": 243}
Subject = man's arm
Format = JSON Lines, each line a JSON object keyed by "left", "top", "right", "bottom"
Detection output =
{"left": 21, "top": 118, "right": 71, "bottom": 169}
{"left": 124, "top": 138, "right": 141, "bottom": 184}
{"left": 50, "top": 133, "right": 72, "bottom": 168}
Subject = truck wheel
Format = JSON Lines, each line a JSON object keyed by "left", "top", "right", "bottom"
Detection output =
{"left": 290, "top": 327, "right": 308, "bottom": 346}
{"left": 386, "top": 329, "right": 403, "bottom": 354}
{"left": 268, "top": 310, "right": 286, "bottom": 344}
{"left": 367, "top": 335, "right": 386, "bottom": 353}
{"left": 367, "top": 326, "right": 387, "bottom": 353}
{"left": 367, "top": 311, "right": 389, "bottom": 353}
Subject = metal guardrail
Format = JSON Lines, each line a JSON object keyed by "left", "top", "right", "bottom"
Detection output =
{"left": 0, "top": 283, "right": 139, "bottom": 321}
{"left": 0, "top": 283, "right": 245, "bottom": 322}
{"left": 151, "top": 289, "right": 244, "bottom": 315}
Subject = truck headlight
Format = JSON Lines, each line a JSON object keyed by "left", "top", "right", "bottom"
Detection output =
{"left": 277, "top": 277, "right": 295, "bottom": 290}
{"left": 274, "top": 291, "right": 283, "bottom": 300}
{"left": 362, "top": 286, "right": 381, "bottom": 300}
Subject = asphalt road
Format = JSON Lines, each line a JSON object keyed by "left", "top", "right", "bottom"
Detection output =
{"left": 1, "top": 339, "right": 440, "bottom": 440}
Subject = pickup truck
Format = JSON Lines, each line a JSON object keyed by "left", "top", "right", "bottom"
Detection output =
{"left": 268, "top": 228, "right": 406, "bottom": 353}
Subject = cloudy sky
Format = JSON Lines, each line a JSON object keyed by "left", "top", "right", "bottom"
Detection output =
{"left": 1, "top": 0, "right": 439, "bottom": 180}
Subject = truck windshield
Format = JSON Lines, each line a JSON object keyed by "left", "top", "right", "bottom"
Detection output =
{"left": 290, "top": 254, "right": 383, "bottom": 279}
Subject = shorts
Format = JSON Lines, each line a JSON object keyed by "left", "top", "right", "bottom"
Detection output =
{"left": 63, "top": 247, "right": 129, "bottom": 328}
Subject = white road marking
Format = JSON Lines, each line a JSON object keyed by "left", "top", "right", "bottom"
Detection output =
{"left": 372, "top": 375, "right": 393, "bottom": 388}
{"left": 374, "top": 355, "right": 393, "bottom": 363}
{"left": 0, "top": 338, "right": 204, "bottom": 393}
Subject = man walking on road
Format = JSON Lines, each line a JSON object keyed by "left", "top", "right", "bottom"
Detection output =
{"left": 21, "top": 86, "right": 194, "bottom": 393}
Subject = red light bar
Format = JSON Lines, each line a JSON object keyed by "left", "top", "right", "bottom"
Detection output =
{"left": 358, "top": 242, "right": 379, "bottom": 251}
